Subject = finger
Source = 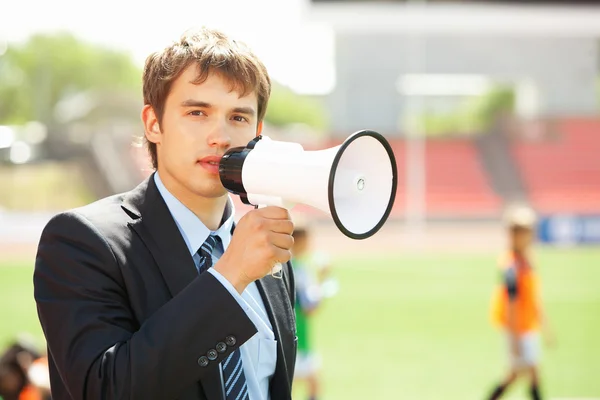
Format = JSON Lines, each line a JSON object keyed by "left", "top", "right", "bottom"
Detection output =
{"left": 268, "top": 232, "right": 294, "bottom": 250}
{"left": 257, "top": 206, "right": 291, "bottom": 220}
{"left": 266, "top": 219, "right": 294, "bottom": 235}
{"left": 270, "top": 246, "right": 292, "bottom": 265}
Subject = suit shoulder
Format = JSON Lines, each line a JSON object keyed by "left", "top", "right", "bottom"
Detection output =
{"left": 72, "top": 192, "right": 127, "bottom": 217}
{"left": 43, "top": 192, "right": 129, "bottom": 237}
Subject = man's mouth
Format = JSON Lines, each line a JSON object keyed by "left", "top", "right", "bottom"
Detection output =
{"left": 197, "top": 156, "right": 222, "bottom": 175}
{"left": 198, "top": 156, "right": 222, "bottom": 164}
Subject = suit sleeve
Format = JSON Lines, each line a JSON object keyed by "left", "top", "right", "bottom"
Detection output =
{"left": 34, "top": 211, "right": 257, "bottom": 400}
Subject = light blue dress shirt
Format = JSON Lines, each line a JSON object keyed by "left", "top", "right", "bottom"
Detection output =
{"left": 154, "top": 173, "right": 277, "bottom": 400}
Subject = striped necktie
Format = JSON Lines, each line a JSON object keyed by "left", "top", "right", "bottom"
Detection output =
{"left": 197, "top": 234, "right": 219, "bottom": 275}
{"left": 222, "top": 346, "right": 249, "bottom": 400}
{"left": 196, "top": 235, "right": 249, "bottom": 400}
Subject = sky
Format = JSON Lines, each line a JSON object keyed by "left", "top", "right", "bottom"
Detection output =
{"left": 0, "top": 0, "right": 336, "bottom": 95}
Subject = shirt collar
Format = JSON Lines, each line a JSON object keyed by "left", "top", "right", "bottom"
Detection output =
{"left": 154, "top": 172, "right": 235, "bottom": 256}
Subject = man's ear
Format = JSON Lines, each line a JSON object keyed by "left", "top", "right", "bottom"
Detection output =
{"left": 256, "top": 121, "right": 263, "bottom": 136}
{"left": 141, "top": 105, "right": 162, "bottom": 144}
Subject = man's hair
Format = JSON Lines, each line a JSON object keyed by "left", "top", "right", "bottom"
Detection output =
{"left": 142, "top": 27, "right": 272, "bottom": 169}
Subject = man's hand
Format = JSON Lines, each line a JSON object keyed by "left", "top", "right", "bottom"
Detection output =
{"left": 214, "top": 206, "right": 294, "bottom": 293}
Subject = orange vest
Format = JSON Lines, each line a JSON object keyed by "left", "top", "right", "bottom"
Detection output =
{"left": 490, "top": 252, "right": 540, "bottom": 333}
{"left": 19, "top": 385, "right": 43, "bottom": 400}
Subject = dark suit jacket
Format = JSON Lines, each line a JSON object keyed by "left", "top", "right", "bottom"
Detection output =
{"left": 33, "top": 174, "right": 297, "bottom": 400}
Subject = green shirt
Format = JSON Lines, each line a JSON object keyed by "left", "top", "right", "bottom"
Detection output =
{"left": 292, "top": 256, "right": 318, "bottom": 353}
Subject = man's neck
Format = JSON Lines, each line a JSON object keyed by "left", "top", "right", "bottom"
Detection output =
{"left": 157, "top": 171, "right": 227, "bottom": 231}
{"left": 187, "top": 196, "right": 228, "bottom": 232}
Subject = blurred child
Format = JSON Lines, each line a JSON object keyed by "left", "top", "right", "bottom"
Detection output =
{"left": 487, "top": 205, "right": 555, "bottom": 400}
{"left": 291, "top": 215, "right": 337, "bottom": 400}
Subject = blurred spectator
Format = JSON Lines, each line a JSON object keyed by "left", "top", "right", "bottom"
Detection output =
{"left": 0, "top": 338, "right": 51, "bottom": 400}
{"left": 290, "top": 215, "right": 338, "bottom": 400}
{"left": 487, "top": 205, "right": 555, "bottom": 400}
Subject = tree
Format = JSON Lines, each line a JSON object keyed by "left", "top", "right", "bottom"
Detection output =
{"left": 0, "top": 32, "right": 329, "bottom": 130}
{"left": 0, "top": 32, "right": 141, "bottom": 126}
{"left": 264, "top": 82, "right": 329, "bottom": 131}
{"left": 414, "top": 85, "right": 515, "bottom": 136}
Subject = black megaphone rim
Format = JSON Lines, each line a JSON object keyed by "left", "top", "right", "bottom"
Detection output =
{"left": 327, "top": 129, "right": 398, "bottom": 240}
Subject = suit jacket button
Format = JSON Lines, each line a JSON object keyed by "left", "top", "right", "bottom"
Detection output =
{"left": 207, "top": 349, "right": 218, "bottom": 361}
{"left": 226, "top": 335, "right": 236, "bottom": 346}
{"left": 198, "top": 356, "right": 209, "bottom": 367}
{"left": 216, "top": 342, "right": 227, "bottom": 353}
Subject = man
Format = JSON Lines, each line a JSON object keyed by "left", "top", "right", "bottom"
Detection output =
{"left": 487, "top": 205, "right": 554, "bottom": 400}
{"left": 33, "top": 27, "right": 297, "bottom": 400}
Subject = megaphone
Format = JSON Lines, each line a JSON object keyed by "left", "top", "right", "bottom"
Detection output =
{"left": 219, "top": 130, "right": 398, "bottom": 240}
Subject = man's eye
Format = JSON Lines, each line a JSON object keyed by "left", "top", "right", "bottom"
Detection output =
{"left": 232, "top": 115, "right": 248, "bottom": 123}
{"left": 188, "top": 110, "right": 205, "bottom": 116}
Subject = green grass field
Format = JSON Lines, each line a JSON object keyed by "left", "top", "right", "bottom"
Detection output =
{"left": 1, "top": 247, "right": 599, "bottom": 399}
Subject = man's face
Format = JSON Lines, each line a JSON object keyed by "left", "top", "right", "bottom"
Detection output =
{"left": 144, "top": 65, "right": 260, "bottom": 199}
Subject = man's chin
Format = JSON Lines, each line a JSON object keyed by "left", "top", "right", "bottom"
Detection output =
{"left": 194, "top": 185, "right": 229, "bottom": 199}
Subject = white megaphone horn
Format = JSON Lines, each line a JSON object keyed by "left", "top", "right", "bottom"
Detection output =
{"left": 219, "top": 130, "right": 398, "bottom": 240}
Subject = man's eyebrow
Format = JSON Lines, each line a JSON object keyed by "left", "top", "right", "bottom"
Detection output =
{"left": 232, "top": 107, "right": 256, "bottom": 116}
{"left": 181, "top": 99, "right": 211, "bottom": 108}
{"left": 180, "top": 100, "right": 256, "bottom": 116}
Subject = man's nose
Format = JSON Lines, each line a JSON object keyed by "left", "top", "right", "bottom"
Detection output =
{"left": 207, "top": 120, "right": 231, "bottom": 149}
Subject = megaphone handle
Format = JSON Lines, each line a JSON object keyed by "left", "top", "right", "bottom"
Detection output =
{"left": 254, "top": 204, "right": 284, "bottom": 279}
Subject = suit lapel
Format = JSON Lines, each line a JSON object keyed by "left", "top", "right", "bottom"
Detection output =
{"left": 256, "top": 270, "right": 295, "bottom": 337}
{"left": 122, "top": 173, "right": 198, "bottom": 297}
{"left": 256, "top": 265, "right": 295, "bottom": 398}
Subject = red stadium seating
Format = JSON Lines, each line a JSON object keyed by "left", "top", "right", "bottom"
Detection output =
{"left": 511, "top": 118, "right": 600, "bottom": 214}
{"left": 422, "top": 139, "right": 501, "bottom": 217}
